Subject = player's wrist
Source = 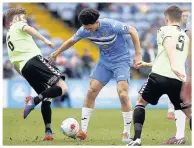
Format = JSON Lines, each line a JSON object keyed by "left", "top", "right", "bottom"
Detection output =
{"left": 135, "top": 52, "right": 142, "bottom": 56}
{"left": 143, "top": 62, "right": 147, "bottom": 67}
{"left": 143, "top": 62, "right": 148, "bottom": 67}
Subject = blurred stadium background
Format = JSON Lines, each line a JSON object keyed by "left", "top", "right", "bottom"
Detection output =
{"left": 2, "top": 2, "right": 192, "bottom": 146}
{"left": 3, "top": 2, "right": 191, "bottom": 109}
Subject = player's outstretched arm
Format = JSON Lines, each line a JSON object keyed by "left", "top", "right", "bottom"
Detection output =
{"left": 164, "top": 37, "right": 186, "bottom": 81}
{"left": 48, "top": 36, "right": 76, "bottom": 63}
{"left": 23, "top": 26, "right": 54, "bottom": 48}
{"left": 128, "top": 26, "right": 142, "bottom": 65}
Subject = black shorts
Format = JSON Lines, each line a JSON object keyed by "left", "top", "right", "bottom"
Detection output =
{"left": 139, "top": 73, "right": 191, "bottom": 110}
{"left": 22, "top": 55, "right": 65, "bottom": 94}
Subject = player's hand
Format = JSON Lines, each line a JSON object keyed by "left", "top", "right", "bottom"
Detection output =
{"left": 181, "top": 76, "right": 192, "bottom": 103}
{"left": 133, "top": 54, "right": 142, "bottom": 67}
{"left": 171, "top": 66, "right": 186, "bottom": 82}
{"left": 44, "top": 39, "right": 55, "bottom": 48}
{"left": 134, "top": 61, "right": 147, "bottom": 69}
{"left": 48, "top": 52, "right": 57, "bottom": 64}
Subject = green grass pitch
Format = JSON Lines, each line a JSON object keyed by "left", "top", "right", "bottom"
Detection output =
{"left": 3, "top": 108, "right": 191, "bottom": 146}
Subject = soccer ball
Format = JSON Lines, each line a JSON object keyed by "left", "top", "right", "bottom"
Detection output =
{"left": 61, "top": 118, "right": 79, "bottom": 138}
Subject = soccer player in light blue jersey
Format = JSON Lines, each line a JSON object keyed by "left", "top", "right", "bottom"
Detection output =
{"left": 49, "top": 8, "right": 142, "bottom": 142}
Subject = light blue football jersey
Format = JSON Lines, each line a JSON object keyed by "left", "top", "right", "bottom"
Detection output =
{"left": 73, "top": 18, "right": 132, "bottom": 66}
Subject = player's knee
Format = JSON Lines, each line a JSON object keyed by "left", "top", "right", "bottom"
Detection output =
{"left": 61, "top": 85, "right": 68, "bottom": 95}
{"left": 118, "top": 90, "right": 128, "bottom": 99}
{"left": 88, "top": 87, "right": 99, "bottom": 96}
{"left": 56, "top": 80, "right": 68, "bottom": 95}
{"left": 137, "top": 95, "right": 148, "bottom": 106}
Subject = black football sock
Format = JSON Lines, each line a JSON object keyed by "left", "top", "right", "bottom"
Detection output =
{"left": 133, "top": 105, "right": 145, "bottom": 140}
{"left": 34, "top": 86, "right": 63, "bottom": 105}
{"left": 41, "top": 101, "right": 52, "bottom": 133}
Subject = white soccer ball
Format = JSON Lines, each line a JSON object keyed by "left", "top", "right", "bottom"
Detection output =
{"left": 61, "top": 118, "right": 79, "bottom": 138}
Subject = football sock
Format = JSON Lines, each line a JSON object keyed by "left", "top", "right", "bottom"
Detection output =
{"left": 34, "top": 86, "right": 63, "bottom": 105}
{"left": 81, "top": 107, "right": 93, "bottom": 133}
{"left": 122, "top": 111, "right": 133, "bottom": 134}
{"left": 41, "top": 101, "right": 52, "bottom": 133}
{"left": 175, "top": 110, "right": 186, "bottom": 139}
{"left": 133, "top": 105, "right": 145, "bottom": 140}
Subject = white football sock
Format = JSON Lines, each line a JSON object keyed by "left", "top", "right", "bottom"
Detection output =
{"left": 168, "top": 99, "right": 175, "bottom": 113}
{"left": 175, "top": 110, "right": 186, "bottom": 139}
{"left": 122, "top": 111, "right": 133, "bottom": 134}
{"left": 81, "top": 107, "right": 93, "bottom": 133}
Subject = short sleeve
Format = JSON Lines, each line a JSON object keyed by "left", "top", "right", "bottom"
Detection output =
{"left": 16, "top": 22, "right": 28, "bottom": 30}
{"left": 186, "top": 13, "right": 192, "bottom": 32}
{"left": 108, "top": 19, "right": 130, "bottom": 35}
{"left": 159, "top": 27, "right": 172, "bottom": 45}
{"left": 73, "top": 27, "right": 85, "bottom": 42}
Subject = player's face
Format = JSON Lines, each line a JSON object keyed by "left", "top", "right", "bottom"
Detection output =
{"left": 182, "top": 11, "right": 189, "bottom": 25}
{"left": 83, "top": 21, "right": 99, "bottom": 32}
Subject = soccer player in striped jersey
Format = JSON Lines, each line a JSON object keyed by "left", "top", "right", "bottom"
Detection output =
{"left": 49, "top": 8, "right": 142, "bottom": 142}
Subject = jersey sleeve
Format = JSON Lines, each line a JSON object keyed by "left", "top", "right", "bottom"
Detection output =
{"left": 16, "top": 22, "right": 28, "bottom": 31}
{"left": 73, "top": 27, "right": 85, "bottom": 42}
{"left": 159, "top": 27, "right": 172, "bottom": 45}
{"left": 186, "top": 13, "right": 192, "bottom": 32}
{"left": 108, "top": 19, "right": 130, "bottom": 35}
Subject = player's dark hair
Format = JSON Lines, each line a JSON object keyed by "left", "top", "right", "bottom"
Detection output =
{"left": 5, "top": 8, "right": 26, "bottom": 22}
{"left": 78, "top": 8, "right": 100, "bottom": 25}
{"left": 164, "top": 5, "right": 183, "bottom": 23}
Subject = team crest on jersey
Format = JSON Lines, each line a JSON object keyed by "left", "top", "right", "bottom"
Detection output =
{"left": 122, "top": 25, "right": 128, "bottom": 31}
{"left": 102, "top": 32, "right": 108, "bottom": 37}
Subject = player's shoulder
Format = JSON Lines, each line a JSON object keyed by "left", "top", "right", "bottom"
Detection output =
{"left": 15, "top": 21, "right": 27, "bottom": 27}
{"left": 75, "top": 26, "right": 89, "bottom": 36}
{"left": 78, "top": 26, "right": 84, "bottom": 32}
{"left": 11, "top": 21, "right": 28, "bottom": 31}
{"left": 76, "top": 26, "right": 86, "bottom": 34}
{"left": 159, "top": 26, "right": 173, "bottom": 32}
{"left": 99, "top": 18, "right": 110, "bottom": 23}
{"left": 158, "top": 26, "right": 179, "bottom": 36}
{"left": 99, "top": 18, "right": 115, "bottom": 27}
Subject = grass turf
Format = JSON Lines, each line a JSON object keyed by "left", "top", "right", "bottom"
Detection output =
{"left": 3, "top": 108, "right": 191, "bottom": 146}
